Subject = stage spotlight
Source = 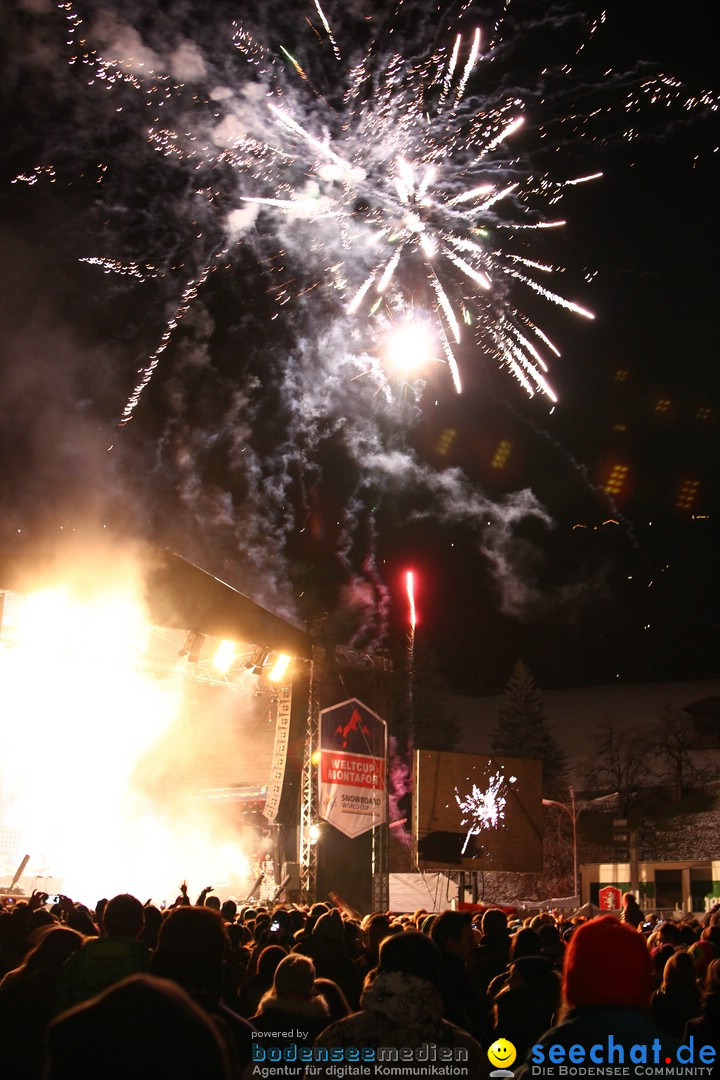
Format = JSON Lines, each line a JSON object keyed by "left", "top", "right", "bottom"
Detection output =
{"left": 307, "top": 822, "right": 321, "bottom": 845}
{"left": 212, "top": 639, "right": 237, "bottom": 673}
{"left": 268, "top": 652, "right": 291, "bottom": 683}
{"left": 245, "top": 646, "right": 271, "bottom": 674}
{"left": 178, "top": 631, "right": 206, "bottom": 664}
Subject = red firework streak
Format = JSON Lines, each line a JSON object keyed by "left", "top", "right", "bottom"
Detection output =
{"left": 405, "top": 570, "right": 416, "bottom": 631}
{"left": 404, "top": 570, "right": 416, "bottom": 758}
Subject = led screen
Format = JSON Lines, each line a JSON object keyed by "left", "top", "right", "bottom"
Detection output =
{"left": 414, "top": 750, "right": 543, "bottom": 872}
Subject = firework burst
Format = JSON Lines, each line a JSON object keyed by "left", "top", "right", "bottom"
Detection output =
{"left": 230, "top": 19, "right": 598, "bottom": 403}
{"left": 454, "top": 770, "right": 517, "bottom": 856}
{"left": 31, "top": 1, "right": 715, "bottom": 424}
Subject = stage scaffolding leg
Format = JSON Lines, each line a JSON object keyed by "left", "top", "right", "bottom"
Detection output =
{"left": 371, "top": 819, "right": 389, "bottom": 912}
{"left": 299, "top": 648, "right": 320, "bottom": 905}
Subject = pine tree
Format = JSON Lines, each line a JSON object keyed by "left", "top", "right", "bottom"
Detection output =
{"left": 491, "top": 659, "right": 569, "bottom": 797}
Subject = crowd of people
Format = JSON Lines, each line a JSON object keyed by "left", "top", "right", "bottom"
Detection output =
{"left": 0, "top": 886, "right": 719, "bottom": 1078}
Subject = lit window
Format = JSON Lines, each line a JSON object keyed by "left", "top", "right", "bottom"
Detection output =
{"left": 435, "top": 428, "right": 457, "bottom": 456}
{"left": 654, "top": 399, "right": 671, "bottom": 413}
{"left": 614, "top": 369, "right": 629, "bottom": 382}
{"left": 676, "top": 479, "right": 699, "bottom": 511}
{"left": 604, "top": 463, "right": 629, "bottom": 496}
{"left": 491, "top": 439, "right": 513, "bottom": 469}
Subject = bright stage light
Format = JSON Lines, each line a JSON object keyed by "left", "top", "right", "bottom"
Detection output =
{"left": 268, "top": 652, "right": 291, "bottom": 683}
{"left": 212, "top": 639, "right": 237, "bottom": 672}
{"left": 308, "top": 822, "right": 321, "bottom": 845}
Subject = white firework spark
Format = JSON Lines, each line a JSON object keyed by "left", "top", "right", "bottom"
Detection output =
{"left": 229, "top": 23, "right": 594, "bottom": 407}
{"left": 33, "top": 1, "right": 717, "bottom": 423}
{"left": 454, "top": 771, "right": 517, "bottom": 856}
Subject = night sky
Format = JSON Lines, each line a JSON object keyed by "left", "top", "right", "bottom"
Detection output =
{"left": 1, "top": 0, "right": 718, "bottom": 694}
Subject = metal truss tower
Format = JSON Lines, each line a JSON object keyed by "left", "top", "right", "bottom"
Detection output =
{"left": 298, "top": 636, "right": 393, "bottom": 907}
{"left": 298, "top": 646, "right": 321, "bottom": 904}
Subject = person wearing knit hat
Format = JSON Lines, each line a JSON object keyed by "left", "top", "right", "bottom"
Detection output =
{"left": 313, "top": 909, "right": 345, "bottom": 944}
{"left": 651, "top": 949, "right": 702, "bottom": 1040}
{"left": 311, "top": 931, "right": 486, "bottom": 1079}
{"left": 293, "top": 909, "right": 362, "bottom": 1009}
{"left": 515, "top": 916, "right": 683, "bottom": 1079}
{"left": 248, "top": 954, "right": 329, "bottom": 1078}
{"left": 420, "top": 913, "right": 437, "bottom": 936}
{"left": 688, "top": 938, "right": 717, "bottom": 984}
{"left": 356, "top": 914, "right": 392, "bottom": 982}
{"left": 564, "top": 914, "right": 654, "bottom": 1010}
{"left": 272, "top": 954, "right": 317, "bottom": 999}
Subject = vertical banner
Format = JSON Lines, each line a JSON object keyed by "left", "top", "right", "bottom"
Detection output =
{"left": 264, "top": 683, "right": 292, "bottom": 823}
{"left": 318, "top": 698, "right": 387, "bottom": 839}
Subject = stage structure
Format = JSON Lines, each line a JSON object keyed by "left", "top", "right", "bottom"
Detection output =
{"left": 299, "top": 635, "right": 393, "bottom": 911}
{"left": 0, "top": 544, "right": 312, "bottom": 902}
{"left": 148, "top": 557, "right": 395, "bottom": 909}
{"left": 0, "top": 543, "right": 393, "bottom": 908}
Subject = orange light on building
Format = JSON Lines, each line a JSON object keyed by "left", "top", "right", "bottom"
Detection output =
{"left": 654, "top": 398, "right": 671, "bottom": 413}
{"left": 604, "top": 463, "right": 629, "bottom": 497}
{"left": 614, "top": 369, "right": 629, "bottom": 382}
{"left": 491, "top": 439, "right": 513, "bottom": 469}
{"left": 676, "top": 479, "right": 699, "bottom": 511}
{"left": 435, "top": 428, "right": 457, "bottom": 456}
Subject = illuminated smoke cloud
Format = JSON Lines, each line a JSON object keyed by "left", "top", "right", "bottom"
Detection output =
{"left": 3, "top": 0, "right": 716, "bottom": 626}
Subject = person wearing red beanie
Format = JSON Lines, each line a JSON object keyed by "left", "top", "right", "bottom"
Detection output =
{"left": 515, "top": 916, "right": 696, "bottom": 1079}
{"left": 563, "top": 915, "right": 654, "bottom": 1010}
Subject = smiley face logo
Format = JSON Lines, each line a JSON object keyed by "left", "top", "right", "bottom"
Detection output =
{"left": 488, "top": 1039, "right": 517, "bottom": 1070}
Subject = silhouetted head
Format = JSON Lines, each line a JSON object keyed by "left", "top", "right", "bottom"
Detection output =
{"left": 152, "top": 905, "right": 228, "bottom": 1001}
{"left": 662, "top": 948, "right": 698, "bottom": 992}
{"left": 102, "top": 894, "right": 144, "bottom": 939}
{"left": 24, "top": 926, "right": 84, "bottom": 973}
{"left": 430, "top": 910, "right": 475, "bottom": 962}
{"left": 256, "top": 944, "right": 288, "bottom": 980}
{"left": 45, "top": 974, "right": 231, "bottom": 1079}
{"left": 220, "top": 900, "right": 237, "bottom": 923}
{"left": 377, "top": 930, "right": 440, "bottom": 986}
{"left": 511, "top": 927, "right": 542, "bottom": 960}
{"left": 481, "top": 908, "right": 508, "bottom": 937}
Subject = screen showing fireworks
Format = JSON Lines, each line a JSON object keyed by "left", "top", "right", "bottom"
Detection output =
{"left": 413, "top": 750, "right": 543, "bottom": 872}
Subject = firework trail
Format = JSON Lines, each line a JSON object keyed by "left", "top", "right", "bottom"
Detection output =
{"left": 404, "top": 568, "right": 416, "bottom": 753}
